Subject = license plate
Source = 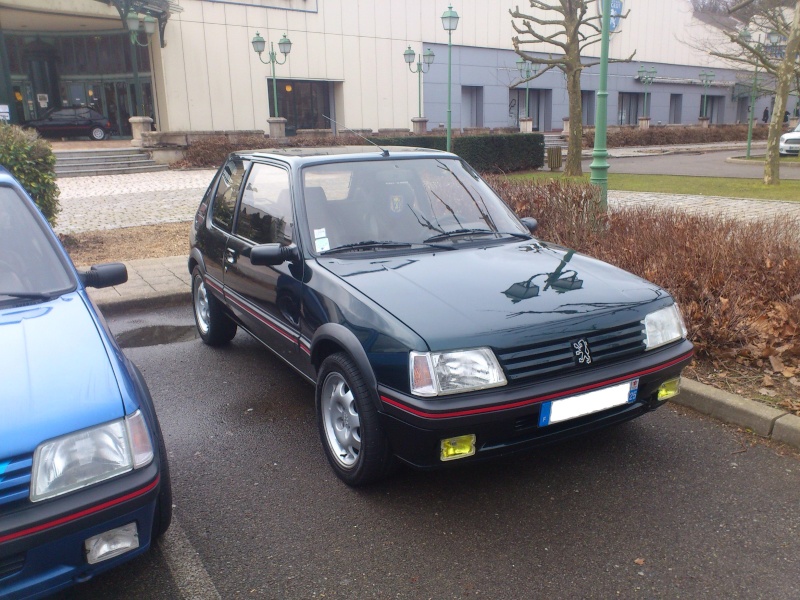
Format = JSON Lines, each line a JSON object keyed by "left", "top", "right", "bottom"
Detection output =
{"left": 538, "top": 379, "right": 639, "bottom": 426}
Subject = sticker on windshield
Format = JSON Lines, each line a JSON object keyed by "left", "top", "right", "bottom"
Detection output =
{"left": 314, "top": 228, "right": 327, "bottom": 239}
{"left": 315, "top": 237, "right": 330, "bottom": 253}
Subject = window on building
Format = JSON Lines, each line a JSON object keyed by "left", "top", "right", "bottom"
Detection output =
{"left": 581, "top": 91, "right": 595, "bottom": 126}
{"left": 618, "top": 92, "right": 641, "bottom": 125}
{"left": 461, "top": 86, "right": 484, "bottom": 128}
{"left": 701, "top": 95, "right": 725, "bottom": 124}
{"left": 270, "top": 79, "right": 331, "bottom": 136}
{"left": 669, "top": 94, "right": 682, "bottom": 124}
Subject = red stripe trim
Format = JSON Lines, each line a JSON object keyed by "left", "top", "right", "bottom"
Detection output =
{"left": 0, "top": 476, "right": 159, "bottom": 545}
{"left": 381, "top": 350, "right": 694, "bottom": 419}
{"left": 225, "top": 292, "right": 297, "bottom": 344}
{"left": 300, "top": 343, "right": 311, "bottom": 356}
{"left": 204, "top": 276, "right": 223, "bottom": 294}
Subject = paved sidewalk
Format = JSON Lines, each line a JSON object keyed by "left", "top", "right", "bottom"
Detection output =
{"left": 61, "top": 161, "right": 799, "bottom": 452}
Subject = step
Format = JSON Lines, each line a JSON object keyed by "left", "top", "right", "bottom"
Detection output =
{"left": 54, "top": 148, "right": 150, "bottom": 159}
{"left": 55, "top": 163, "right": 169, "bottom": 178}
{"left": 57, "top": 155, "right": 155, "bottom": 167}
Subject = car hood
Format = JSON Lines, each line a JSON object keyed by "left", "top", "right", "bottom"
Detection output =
{"left": 318, "top": 240, "right": 670, "bottom": 350}
{"left": 0, "top": 293, "right": 124, "bottom": 458}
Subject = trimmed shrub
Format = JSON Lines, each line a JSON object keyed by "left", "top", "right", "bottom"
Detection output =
{"left": 0, "top": 123, "right": 60, "bottom": 226}
{"left": 583, "top": 124, "right": 771, "bottom": 148}
{"left": 486, "top": 175, "right": 800, "bottom": 368}
{"left": 370, "top": 133, "right": 545, "bottom": 172}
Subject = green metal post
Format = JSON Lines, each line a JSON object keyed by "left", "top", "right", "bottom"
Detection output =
{"left": 270, "top": 43, "right": 279, "bottom": 118}
{"left": 746, "top": 65, "right": 757, "bottom": 159}
{"left": 589, "top": 0, "right": 612, "bottom": 212}
{"left": 131, "top": 40, "right": 143, "bottom": 116}
{"left": 447, "top": 29, "right": 453, "bottom": 152}
{"left": 418, "top": 66, "right": 423, "bottom": 118}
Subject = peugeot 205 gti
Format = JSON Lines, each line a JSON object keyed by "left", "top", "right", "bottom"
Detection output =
{"left": 188, "top": 146, "right": 693, "bottom": 486}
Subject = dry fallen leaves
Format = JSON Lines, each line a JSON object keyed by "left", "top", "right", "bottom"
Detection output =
{"left": 634, "top": 558, "right": 645, "bottom": 566}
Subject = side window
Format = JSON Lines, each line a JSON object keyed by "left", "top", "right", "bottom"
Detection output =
{"left": 235, "top": 163, "right": 293, "bottom": 245}
{"left": 211, "top": 158, "right": 247, "bottom": 232}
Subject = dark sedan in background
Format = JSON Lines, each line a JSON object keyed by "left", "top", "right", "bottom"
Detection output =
{"left": 189, "top": 146, "right": 693, "bottom": 486}
{"left": 25, "top": 107, "right": 115, "bottom": 141}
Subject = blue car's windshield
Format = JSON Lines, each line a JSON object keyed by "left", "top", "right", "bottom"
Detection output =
{"left": 0, "top": 185, "right": 75, "bottom": 301}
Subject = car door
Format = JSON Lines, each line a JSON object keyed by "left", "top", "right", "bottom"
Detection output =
{"left": 53, "top": 109, "right": 76, "bottom": 137}
{"left": 223, "top": 161, "right": 304, "bottom": 367}
{"left": 202, "top": 157, "right": 248, "bottom": 298}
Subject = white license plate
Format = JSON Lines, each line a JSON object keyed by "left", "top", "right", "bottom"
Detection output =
{"left": 538, "top": 379, "right": 639, "bottom": 426}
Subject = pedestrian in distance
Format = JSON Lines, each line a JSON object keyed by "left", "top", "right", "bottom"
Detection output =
{"left": 763, "top": 107, "right": 769, "bottom": 123}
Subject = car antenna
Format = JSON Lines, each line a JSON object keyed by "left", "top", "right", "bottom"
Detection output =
{"left": 322, "top": 115, "right": 389, "bottom": 157}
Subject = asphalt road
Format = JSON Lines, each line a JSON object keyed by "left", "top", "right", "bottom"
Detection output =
{"left": 57, "top": 305, "right": 800, "bottom": 600}
{"left": 583, "top": 150, "right": 800, "bottom": 180}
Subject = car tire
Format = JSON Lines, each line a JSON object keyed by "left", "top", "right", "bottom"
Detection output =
{"left": 316, "top": 352, "right": 394, "bottom": 486}
{"left": 151, "top": 424, "right": 173, "bottom": 541}
{"left": 192, "top": 267, "right": 237, "bottom": 346}
{"left": 90, "top": 126, "right": 107, "bottom": 141}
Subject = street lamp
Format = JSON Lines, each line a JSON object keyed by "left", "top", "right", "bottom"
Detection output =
{"left": 589, "top": 0, "right": 612, "bottom": 211}
{"left": 251, "top": 32, "right": 292, "bottom": 119}
{"left": 404, "top": 46, "right": 435, "bottom": 118}
{"left": 637, "top": 65, "right": 657, "bottom": 118}
{"left": 516, "top": 57, "right": 539, "bottom": 121}
{"left": 441, "top": 4, "right": 459, "bottom": 152}
{"left": 699, "top": 70, "right": 715, "bottom": 120}
{"left": 124, "top": 11, "right": 157, "bottom": 117}
{"left": 739, "top": 28, "right": 761, "bottom": 158}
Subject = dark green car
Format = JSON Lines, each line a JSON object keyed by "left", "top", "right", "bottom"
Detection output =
{"left": 189, "top": 146, "right": 693, "bottom": 486}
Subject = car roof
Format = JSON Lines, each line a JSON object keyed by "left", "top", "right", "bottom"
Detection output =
{"left": 234, "top": 145, "right": 456, "bottom": 166}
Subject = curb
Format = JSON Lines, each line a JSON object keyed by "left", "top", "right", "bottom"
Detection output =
{"left": 93, "top": 290, "right": 191, "bottom": 317}
{"left": 672, "top": 379, "right": 800, "bottom": 450}
{"left": 725, "top": 155, "right": 800, "bottom": 167}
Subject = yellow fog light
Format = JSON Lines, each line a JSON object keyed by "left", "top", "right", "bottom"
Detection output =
{"left": 440, "top": 434, "right": 476, "bottom": 461}
{"left": 657, "top": 377, "right": 681, "bottom": 401}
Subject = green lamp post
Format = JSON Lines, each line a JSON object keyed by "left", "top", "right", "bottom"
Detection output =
{"left": 251, "top": 32, "right": 292, "bottom": 119}
{"left": 699, "top": 70, "right": 715, "bottom": 119}
{"left": 125, "top": 11, "right": 157, "bottom": 117}
{"left": 637, "top": 65, "right": 657, "bottom": 118}
{"left": 516, "top": 57, "right": 539, "bottom": 121}
{"left": 441, "top": 4, "right": 459, "bottom": 152}
{"left": 589, "top": 0, "right": 612, "bottom": 211}
{"left": 404, "top": 46, "right": 435, "bottom": 118}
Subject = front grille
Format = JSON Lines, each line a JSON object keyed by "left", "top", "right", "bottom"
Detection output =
{"left": 0, "top": 553, "right": 25, "bottom": 580}
{"left": 0, "top": 455, "right": 33, "bottom": 507}
{"left": 497, "top": 320, "right": 646, "bottom": 383}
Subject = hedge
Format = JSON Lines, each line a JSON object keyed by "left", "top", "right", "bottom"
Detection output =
{"left": 0, "top": 123, "right": 60, "bottom": 227}
{"left": 368, "top": 133, "right": 545, "bottom": 172}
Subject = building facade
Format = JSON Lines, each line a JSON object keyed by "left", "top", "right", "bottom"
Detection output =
{"left": 0, "top": 0, "right": 794, "bottom": 135}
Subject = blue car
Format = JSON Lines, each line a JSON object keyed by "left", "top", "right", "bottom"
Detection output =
{"left": 0, "top": 167, "right": 171, "bottom": 599}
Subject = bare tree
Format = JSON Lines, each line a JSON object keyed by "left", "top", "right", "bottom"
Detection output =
{"left": 710, "top": 0, "right": 800, "bottom": 184}
{"left": 510, "top": 1, "right": 634, "bottom": 177}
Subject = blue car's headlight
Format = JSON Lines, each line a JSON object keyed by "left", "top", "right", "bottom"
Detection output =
{"left": 643, "top": 304, "right": 688, "bottom": 350}
{"left": 410, "top": 348, "right": 507, "bottom": 397}
{"left": 30, "top": 410, "right": 154, "bottom": 502}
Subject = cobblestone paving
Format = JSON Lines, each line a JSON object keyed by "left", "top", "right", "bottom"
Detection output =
{"left": 54, "top": 168, "right": 800, "bottom": 235}
{"left": 56, "top": 169, "right": 217, "bottom": 234}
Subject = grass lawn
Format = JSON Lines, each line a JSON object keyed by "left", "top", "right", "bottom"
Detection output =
{"left": 511, "top": 171, "right": 800, "bottom": 202}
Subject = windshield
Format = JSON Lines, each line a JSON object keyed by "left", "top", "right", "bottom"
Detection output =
{"left": 302, "top": 157, "right": 527, "bottom": 254}
{"left": 0, "top": 185, "right": 75, "bottom": 301}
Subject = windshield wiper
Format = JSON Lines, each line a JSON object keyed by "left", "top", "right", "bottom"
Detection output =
{"left": 320, "top": 240, "right": 413, "bottom": 255}
{"left": 423, "top": 229, "right": 531, "bottom": 243}
{"left": 0, "top": 291, "right": 53, "bottom": 300}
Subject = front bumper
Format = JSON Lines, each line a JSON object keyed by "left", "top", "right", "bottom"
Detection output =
{"left": 378, "top": 340, "right": 693, "bottom": 469}
{"left": 779, "top": 140, "right": 800, "bottom": 155}
{"left": 0, "top": 463, "right": 160, "bottom": 600}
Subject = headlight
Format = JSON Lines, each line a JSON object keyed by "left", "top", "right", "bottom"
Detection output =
{"left": 643, "top": 304, "right": 688, "bottom": 350}
{"left": 31, "top": 410, "right": 154, "bottom": 503}
{"left": 410, "top": 348, "right": 507, "bottom": 397}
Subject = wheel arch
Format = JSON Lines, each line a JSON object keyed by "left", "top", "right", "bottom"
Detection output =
{"left": 311, "top": 323, "right": 380, "bottom": 409}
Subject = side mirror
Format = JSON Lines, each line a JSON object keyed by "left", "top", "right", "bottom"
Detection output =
{"left": 80, "top": 262, "right": 128, "bottom": 288}
{"left": 250, "top": 243, "right": 300, "bottom": 266}
{"left": 520, "top": 217, "right": 539, "bottom": 234}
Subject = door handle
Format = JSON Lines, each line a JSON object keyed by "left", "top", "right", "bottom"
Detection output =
{"left": 225, "top": 249, "right": 237, "bottom": 265}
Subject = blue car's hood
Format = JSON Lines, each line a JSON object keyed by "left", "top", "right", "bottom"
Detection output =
{"left": 0, "top": 293, "right": 124, "bottom": 458}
